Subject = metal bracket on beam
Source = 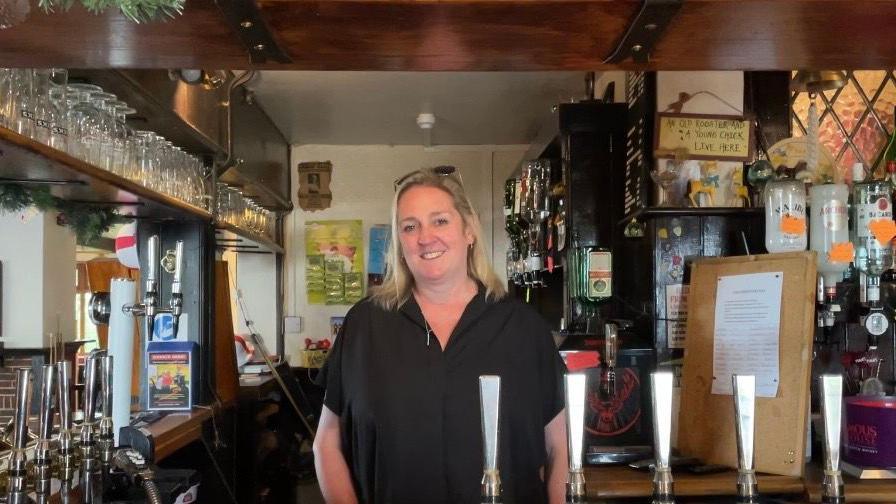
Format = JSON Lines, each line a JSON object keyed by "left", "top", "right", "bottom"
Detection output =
{"left": 602, "top": 0, "right": 683, "bottom": 64}
{"left": 216, "top": 0, "right": 292, "bottom": 64}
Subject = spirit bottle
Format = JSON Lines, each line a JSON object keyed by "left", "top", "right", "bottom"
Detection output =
{"left": 809, "top": 182, "right": 850, "bottom": 327}
{"left": 850, "top": 162, "right": 893, "bottom": 303}
{"left": 764, "top": 176, "right": 807, "bottom": 253}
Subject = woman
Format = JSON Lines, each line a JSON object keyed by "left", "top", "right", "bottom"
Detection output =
{"left": 313, "top": 167, "right": 568, "bottom": 503}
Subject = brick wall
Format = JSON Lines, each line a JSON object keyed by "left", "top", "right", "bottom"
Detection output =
{"left": 0, "top": 353, "right": 44, "bottom": 426}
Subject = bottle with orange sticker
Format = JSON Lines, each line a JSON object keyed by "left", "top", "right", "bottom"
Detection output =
{"left": 850, "top": 162, "right": 893, "bottom": 305}
{"left": 764, "top": 173, "right": 808, "bottom": 253}
{"left": 810, "top": 182, "right": 851, "bottom": 328}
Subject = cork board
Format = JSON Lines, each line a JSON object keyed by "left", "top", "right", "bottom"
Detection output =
{"left": 677, "top": 252, "right": 816, "bottom": 477}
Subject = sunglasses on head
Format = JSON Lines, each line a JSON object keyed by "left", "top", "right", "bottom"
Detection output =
{"left": 393, "top": 165, "right": 462, "bottom": 191}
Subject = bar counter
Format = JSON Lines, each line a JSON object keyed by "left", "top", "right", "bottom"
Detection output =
{"left": 584, "top": 464, "right": 896, "bottom": 502}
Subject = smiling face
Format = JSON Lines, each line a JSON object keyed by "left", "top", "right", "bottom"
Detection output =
{"left": 397, "top": 185, "right": 474, "bottom": 288}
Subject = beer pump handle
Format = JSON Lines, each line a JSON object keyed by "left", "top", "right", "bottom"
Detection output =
{"left": 37, "top": 365, "right": 57, "bottom": 441}
{"left": 564, "top": 374, "right": 587, "bottom": 503}
{"left": 820, "top": 375, "right": 845, "bottom": 503}
{"left": 650, "top": 371, "right": 675, "bottom": 504}
{"left": 733, "top": 375, "right": 760, "bottom": 503}
{"left": 479, "top": 375, "right": 502, "bottom": 502}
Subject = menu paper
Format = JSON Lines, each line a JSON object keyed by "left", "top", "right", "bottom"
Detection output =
{"left": 711, "top": 272, "right": 783, "bottom": 397}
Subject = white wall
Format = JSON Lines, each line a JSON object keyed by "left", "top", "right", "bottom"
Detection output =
{"left": 220, "top": 249, "right": 278, "bottom": 353}
{"left": 0, "top": 210, "right": 76, "bottom": 348}
{"left": 283, "top": 144, "right": 527, "bottom": 364}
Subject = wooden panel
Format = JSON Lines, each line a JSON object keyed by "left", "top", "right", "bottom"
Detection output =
{"left": 678, "top": 252, "right": 817, "bottom": 477}
{"left": 214, "top": 261, "right": 240, "bottom": 405}
{"left": 2, "top": 1, "right": 896, "bottom": 70}
{"left": 258, "top": 0, "right": 637, "bottom": 71}
{"left": 583, "top": 464, "right": 804, "bottom": 499}
{"left": 0, "top": 0, "right": 248, "bottom": 68}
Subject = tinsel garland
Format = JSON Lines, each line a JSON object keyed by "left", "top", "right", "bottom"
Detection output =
{"left": 37, "top": 0, "right": 184, "bottom": 23}
{"left": 0, "top": 184, "right": 131, "bottom": 245}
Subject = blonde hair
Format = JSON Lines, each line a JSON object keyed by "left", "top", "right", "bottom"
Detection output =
{"left": 371, "top": 168, "right": 506, "bottom": 310}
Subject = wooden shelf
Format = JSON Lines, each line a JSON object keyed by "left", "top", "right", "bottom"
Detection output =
{"left": 215, "top": 221, "right": 284, "bottom": 254}
{"left": 144, "top": 407, "right": 213, "bottom": 461}
{"left": 804, "top": 464, "right": 896, "bottom": 503}
{"left": 584, "top": 465, "right": 804, "bottom": 499}
{"left": 0, "top": 126, "right": 212, "bottom": 221}
{"left": 218, "top": 167, "right": 293, "bottom": 213}
{"left": 620, "top": 206, "right": 763, "bottom": 226}
{"left": 586, "top": 463, "right": 896, "bottom": 502}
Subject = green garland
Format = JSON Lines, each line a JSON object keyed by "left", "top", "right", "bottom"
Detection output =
{"left": 37, "top": 0, "right": 185, "bottom": 23}
{"left": 0, "top": 184, "right": 131, "bottom": 245}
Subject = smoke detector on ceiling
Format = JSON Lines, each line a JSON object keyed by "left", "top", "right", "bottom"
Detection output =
{"left": 417, "top": 113, "right": 436, "bottom": 147}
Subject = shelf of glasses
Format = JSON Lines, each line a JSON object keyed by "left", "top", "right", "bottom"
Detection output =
{"left": 0, "top": 126, "right": 213, "bottom": 221}
{"left": 218, "top": 167, "right": 293, "bottom": 212}
{"left": 215, "top": 221, "right": 284, "bottom": 254}
{"left": 620, "top": 206, "right": 763, "bottom": 225}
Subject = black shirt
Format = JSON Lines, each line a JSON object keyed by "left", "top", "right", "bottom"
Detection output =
{"left": 316, "top": 287, "right": 567, "bottom": 504}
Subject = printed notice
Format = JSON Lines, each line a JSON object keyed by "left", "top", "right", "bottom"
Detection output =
{"left": 665, "top": 284, "right": 690, "bottom": 349}
{"left": 711, "top": 272, "right": 783, "bottom": 397}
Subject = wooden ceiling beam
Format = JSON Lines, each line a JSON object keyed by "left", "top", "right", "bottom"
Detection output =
{"left": 0, "top": 0, "right": 894, "bottom": 71}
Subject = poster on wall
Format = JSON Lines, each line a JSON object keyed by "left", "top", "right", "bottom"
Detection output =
{"left": 297, "top": 161, "right": 333, "bottom": 211}
{"left": 665, "top": 283, "right": 690, "bottom": 349}
{"left": 305, "top": 220, "right": 364, "bottom": 305}
{"left": 367, "top": 225, "right": 390, "bottom": 288}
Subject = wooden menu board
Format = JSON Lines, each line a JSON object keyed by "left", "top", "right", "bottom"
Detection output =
{"left": 677, "top": 252, "right": 816, "bottom": 477}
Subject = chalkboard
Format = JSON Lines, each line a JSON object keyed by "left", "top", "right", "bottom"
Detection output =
{"left": 654, "top": 112, "right": 754, "bottom": 162}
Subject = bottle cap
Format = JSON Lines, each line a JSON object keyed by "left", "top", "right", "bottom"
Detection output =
{"left": 852, "top": 162, "right": 865, "bottom": 183}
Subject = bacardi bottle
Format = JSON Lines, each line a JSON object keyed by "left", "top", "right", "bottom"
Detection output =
{"left": 850, "top": 162, "right": 893, "bottom": 303}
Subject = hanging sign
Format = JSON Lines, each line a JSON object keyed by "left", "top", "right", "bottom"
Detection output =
{"left": 297, "top": 161, "right": 333, "bottom": 211}
{"left": 654, "top": 112, "right": 754, "bottom": 162}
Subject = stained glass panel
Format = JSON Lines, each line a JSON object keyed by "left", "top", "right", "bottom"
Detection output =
{"left": 792, "top": 70, "right": 896, "bottom": 176}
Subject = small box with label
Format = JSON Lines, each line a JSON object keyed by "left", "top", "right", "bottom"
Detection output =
{"left": 146, "top": 341, "right": 198, "bottom": 411}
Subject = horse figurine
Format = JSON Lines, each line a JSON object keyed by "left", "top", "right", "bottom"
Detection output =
{"left": 688, "top": 161, "right": 720, "bottom": 207}
{"left": 732, "top": 165, "right": 751, "bottom": 207}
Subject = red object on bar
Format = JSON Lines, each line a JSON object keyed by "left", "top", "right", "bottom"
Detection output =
{"left": 562, "top": 351, "right": 601, "bottom": 371}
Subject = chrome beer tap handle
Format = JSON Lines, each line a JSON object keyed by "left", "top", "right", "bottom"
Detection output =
{"left": 821, "top": 375, "right": 845, "bottom": 504}
{"left": 57, "top": 360, "right": 77, "bottom": 481}
{"left": 125, "top": 235, "right": 160, "bottom": 340}
{"left": 733, "top": 375, "right": 760, "bottom": 503}
{"left": 34, "top": 364, "right": 57, "bottom": 495}
{"left": 564, "top": 373, "right": 587, "bottom": 503}
{"left": 98, "top": 354, "right": 115, "bottom": 467}
{"left": 651, "top": 371, "right": 675, "bottom": 504}
{"left": 169, "top": 240, "right": 184, "bottom": 338}
{"left": 604, "top": 323, "right": 618, "bottom": 396}
{"left": 7, "top": 368, "right": 32, "bottom": 500}
{"left": 80, "top": 353, "right": 101, "bottom": 468}
{"left": 479, "top": 375, "right": 502, "bottom": 503}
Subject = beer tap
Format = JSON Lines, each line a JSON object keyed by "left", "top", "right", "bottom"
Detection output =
{"left": 80, "top": 351, "right": 102, "bottom": 471}
{"left": 98, "top": 354, "right": 115, "bottom": 469}
{"left": 603, "top": 323, "right": 618, "bottom": 397}
{"left": 564, "top": 374, "right": 587, "bottom": 503}
{"left": 169, "top": 240, "right": 184, "bottom": 338}
{"left": 733, "top": 375, "right": 759, "bottom": 503}
{"left": 125, "top": 234, "right": 160, "bottom": 341}
{"left": 34, "top": 364, "right": 57, "bottom": 497}
{"left": 57, "top": 360, "right": 78, "bottom": 482}
{"left": 7, "top": 368, "right": 32, "bottom": 504}
{"left": 124, "top": 236, "right": 186, "bottom": 340}
{"left": 650, "top": 371, "right": 675, "bottom": 504}
{"left": 479, "top": 375, "right": 502, "bottom": 503}
{"left": 820, "top": 375, "right": 845, "bottom": 504}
